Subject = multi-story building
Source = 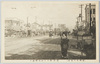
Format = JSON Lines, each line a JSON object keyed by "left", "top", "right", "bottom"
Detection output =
{"left": 85, "top": 3, "right": 96, "bottom": 33}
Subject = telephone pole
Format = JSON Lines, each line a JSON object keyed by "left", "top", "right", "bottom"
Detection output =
{"left": 55, "top": 23, "right": 56, "bottom": 35}
{"left": 79, "top": 4, "right": 84, "bottom": 22}
{"left": 49, "top": 21, "right": 51, "bottom": 30}
{"left": 27, "top": 17, "right": 28, "bottom": 27}
{"left": 89, "top": 3, "right": 91, "bottom": 34}
{"left": 76, "top": 17, "right": 79, "bottom": 40}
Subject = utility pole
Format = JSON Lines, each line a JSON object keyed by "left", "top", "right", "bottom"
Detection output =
{"left": 42, "top": 20, "right": 44, "bottom": 30}
{"left": 79, "top": 4, "right": 84, "bottom": 41}
{"left": 49, "top": 21, "right": 51, "bottom": 30}
{"left": 89, "top": 3, "right": 91, "bottom": 35}
{"left": 79, "top": 4, "right": 84, "bottom": 22}
{"left": 27, "top": 17, "right": 28, "bottom": 26}
{"left": 55, "top": 23, "right": 56, "bottom": 35}
{"left": 27, "top": 17, "right": 29, "bottom": 37}
{"left": 77, "top": 17, "right": 79, "bottom": 30}
{"left": 76, "top": 17, "right": 79, "bottom": 40}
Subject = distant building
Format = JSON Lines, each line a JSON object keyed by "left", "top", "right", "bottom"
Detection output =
{"left": 5, "top": 19, "right": 21, "bottom": 31}
{"left": 30, "top": 22, "right": 41, "bottom": 32}
{"left": 5, "top": 18, "right": 24, "bottom": 37}
{"left": 5, "top": 20, "right": 13, "bottom": 30}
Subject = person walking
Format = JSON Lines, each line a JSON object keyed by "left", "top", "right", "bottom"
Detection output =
{"left": 60, "top": 31, "right": 69, "bottom": 58}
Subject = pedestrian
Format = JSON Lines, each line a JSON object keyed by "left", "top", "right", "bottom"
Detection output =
{"left": 60, "top": 31, "right": 69, "bottom": 58}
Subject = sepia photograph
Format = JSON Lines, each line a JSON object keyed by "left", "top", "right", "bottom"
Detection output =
{"left": 1, "top": 1, "right": 99, "bottom": 63}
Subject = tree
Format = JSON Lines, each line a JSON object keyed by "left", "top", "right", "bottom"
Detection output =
{"left": 58, "top": 24, "right": 68, "bottom": 31}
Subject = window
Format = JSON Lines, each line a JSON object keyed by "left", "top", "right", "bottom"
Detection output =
{"left": 91, "top": 18, "right": 92, "bottom": 21}
{"left": 93, "top": 9, "right": 95, "bottom": 14}
{"left": 90, "top": 9, "right": 92, "bottom": 14}
{"left": 93, "top": 17, "right": 95, "bottom": 21}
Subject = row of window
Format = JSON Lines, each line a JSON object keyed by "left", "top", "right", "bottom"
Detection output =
{"left": 91, "top": 17, "right": 95, "bottom": 21}
{"left": 90, "top": 9, "right": 95, "bottom": 14}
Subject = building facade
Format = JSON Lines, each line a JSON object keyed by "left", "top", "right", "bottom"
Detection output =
{"left": 85, "top": 4, "right": 96, "bottom": 34}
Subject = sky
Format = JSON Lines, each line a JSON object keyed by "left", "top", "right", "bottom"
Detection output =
{"left": 2, "top": 1, "right": 94, "bottom": 31}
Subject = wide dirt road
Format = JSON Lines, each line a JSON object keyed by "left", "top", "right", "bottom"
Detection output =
{"left": 5, "top": 35, "right": 86, "bottom": 60}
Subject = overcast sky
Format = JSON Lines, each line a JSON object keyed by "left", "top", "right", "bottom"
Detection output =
{"left": 2, "top": 1, "right": 96, "bottom": 31}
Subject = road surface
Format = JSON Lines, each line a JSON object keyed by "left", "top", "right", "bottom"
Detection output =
{"left": 5, "top": 35, "right": 86, "bottom": 60}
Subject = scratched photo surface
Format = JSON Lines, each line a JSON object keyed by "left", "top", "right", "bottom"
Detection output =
{"left": 1, "top": 1, "right": 99, "bottom": 63}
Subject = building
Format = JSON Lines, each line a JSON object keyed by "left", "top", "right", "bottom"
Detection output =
{"left": 31, "top": 22, "right": 41, "bottom": 31}
{"left": 85, "top": 3, "right": 96, "bottom": 34}
{"left": 5, "top": 18, "right": 21, "bottom": 37}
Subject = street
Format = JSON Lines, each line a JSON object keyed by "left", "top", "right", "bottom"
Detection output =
{"left": 1, "top": 1, "right": 98, "bottom": 63}
{"left": 5, "top": 35, "right": 86, "bottom": 60}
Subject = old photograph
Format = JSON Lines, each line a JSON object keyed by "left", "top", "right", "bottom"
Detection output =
{"left": 1, "top": 1, "right": 99, "bottom": 63}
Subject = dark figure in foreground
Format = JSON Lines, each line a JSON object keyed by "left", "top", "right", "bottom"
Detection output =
{"left": 60, "top": 31, "right": 69, "bottom": 58}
